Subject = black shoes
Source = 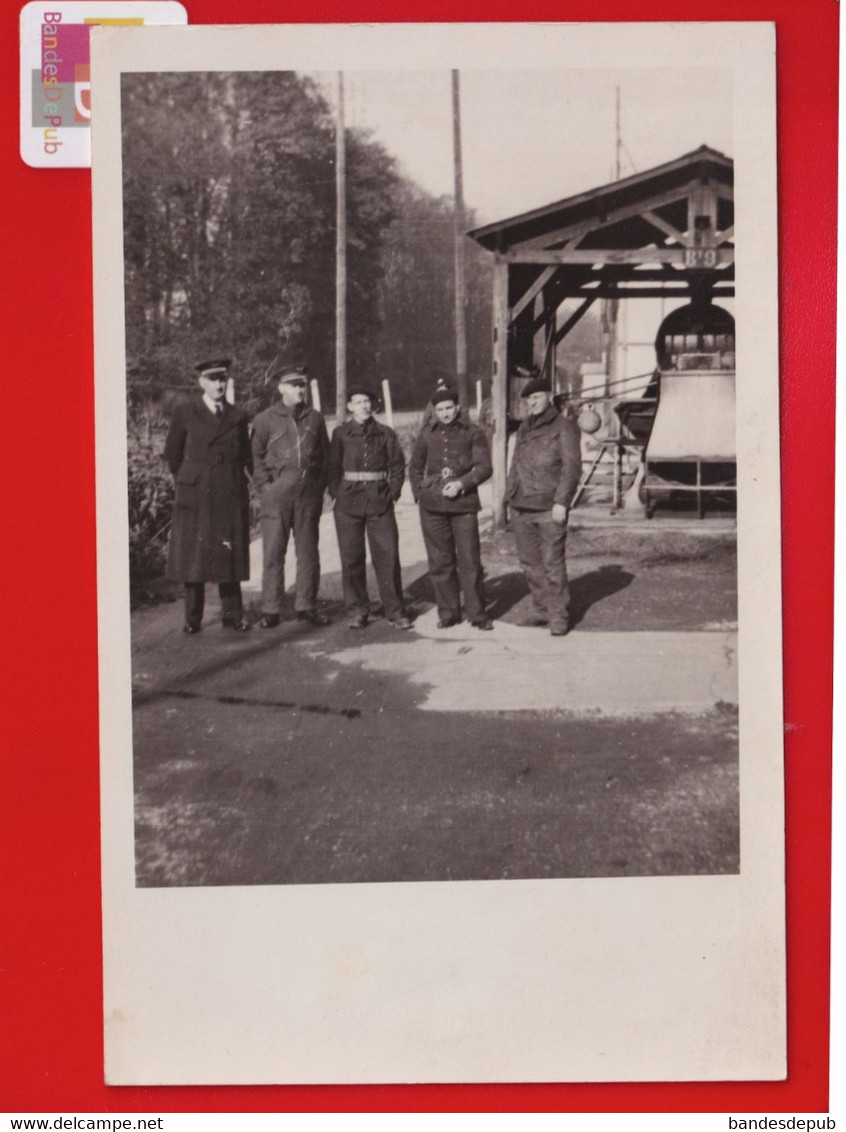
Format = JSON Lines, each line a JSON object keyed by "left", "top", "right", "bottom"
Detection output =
{"left": 297, "top": 610, "right": 330, "bottom": 626}
{"left": 183, "top": 622, "right": 201, "bottom": 635}
{"left": 259, "top": 614, "right": 280, "bottom": 629}
{"left": 390, "top": 616, "right": 413, "bottom": 631}
{"left": 223, "top": 617, "right": 252, "bottom": 632}
{"left": 437, "top": 614, "right": 493, "bottom": 630}
{"left": 517, "top": 614, "right": 549, "bottom": 628}
{"left": 550, "top": 621, "right": 571, "bottom": 637}
{"left": 347, "top": 615, "right": 368, "bottom": 630}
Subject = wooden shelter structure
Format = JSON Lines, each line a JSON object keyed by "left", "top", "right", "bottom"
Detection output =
{"left": 467, "top": 145, "right": 735, "bottom": 527}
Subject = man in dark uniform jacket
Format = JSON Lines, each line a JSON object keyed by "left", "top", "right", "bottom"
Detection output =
{"left": 164, "top": 359, "right": 252, "bottom": 633}
{"left": 506, "top": 376, "right": 583, "bottom": 636}
{"left": 251, "top": 363, "right": 330, "bottom": 630}
{"left": 409, "top": 387, "right": 493, "bottom": 630}
{"left": 327, "top": 386, "right": 412, "bottom": 631}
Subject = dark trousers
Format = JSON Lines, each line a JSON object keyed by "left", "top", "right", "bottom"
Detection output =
{"left": 333, "top": 507, "right": 405, "bottom": 620}
{"left": 419, "top": 508, "right": 486, "bottom": 623}
{"left": 511, "top": 508, "right": 570, "bottom": 628}
{"left": 184, "top": 582, "right": 243, "bottom": 627}
{"left": 260, "top": 490, "right": 322, "bottom": 615}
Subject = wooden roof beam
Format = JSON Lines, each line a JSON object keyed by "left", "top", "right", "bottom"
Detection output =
{"left": 512, "top": 179, "right": 726, "bottom": 252}
{"left": 468, "top": 146, "right": 733, "bottom": 247}
{"left": 594, "top": 286, "right": 735, "bottom": 299}
{"left": 553, "top": 294, "right": 599, "bottom": 346}
{"left": 509, "top": 266, "right": 559, "bottom": 324}
{"left": 504, "top": 247, "right": 735, "bottom": 266}
{"left": 642, "top": 210, "right": 687, "bottom": 245}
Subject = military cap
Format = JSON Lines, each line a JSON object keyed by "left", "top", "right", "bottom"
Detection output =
{"left": 346, "top": 385, "right": 375, "bottom": 402}
{"left": 520, "top": 376, "right": 552, "bottom": 398}
{"left": 432, "top": 387, "right": 459, "bottom": 406}
{"left": 195, "top": 358, "right": 232, "bottom": 376}
{"left": 276, "top": 360, "right": 309, "bottom": 384}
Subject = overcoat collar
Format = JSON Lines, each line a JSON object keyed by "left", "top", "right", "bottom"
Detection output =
{"left": 525, "top": 405, "right": 559, "bottom": 430}
{"left": 190, "top": 395, "right": 239, "bottom": 434}
{"left": 346, "top": 417, "right": 378, "bottom": 435}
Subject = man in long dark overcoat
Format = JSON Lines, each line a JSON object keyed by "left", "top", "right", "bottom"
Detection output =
{"left": 409, "top": 387, "right": 493, "bottom": 630}
{"left": 164, "top": 359, "right": 253, "bottom": 633}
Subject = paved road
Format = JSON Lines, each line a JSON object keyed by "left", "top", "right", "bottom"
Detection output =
{"left": 131, "top": 496, "right": 739, "bottom": 887}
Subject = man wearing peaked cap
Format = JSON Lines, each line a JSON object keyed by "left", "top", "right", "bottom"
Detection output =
{"left": 505, "top": 373, "right": 582, "bottom": 636}
{"left": 196, "top": 358, "right": 232, "bottom": 376}
{"left": 251, "top": 359, "right": 330, "bottom": 630}
{"left": 164, "top": 357, "right": 253, "bottom": 633}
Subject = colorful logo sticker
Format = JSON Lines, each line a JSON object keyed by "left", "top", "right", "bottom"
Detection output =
{"left": 20, "top": 3, "right": 188, "bottom": 168}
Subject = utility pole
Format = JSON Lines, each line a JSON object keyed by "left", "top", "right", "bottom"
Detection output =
{"left": 335, "top": 71, "right": 347, "bottom": 417}
{"left": 452, "top": 70, "right": 469, "bottom": 410}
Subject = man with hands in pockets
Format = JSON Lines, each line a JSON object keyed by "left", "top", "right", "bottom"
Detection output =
{"left": 251, "top": 362, "right": 330, "bottom": 630}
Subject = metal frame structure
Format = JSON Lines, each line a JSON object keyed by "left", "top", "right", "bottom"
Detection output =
{"left": 467, "top": 146, "right": 735, "bottom": 527}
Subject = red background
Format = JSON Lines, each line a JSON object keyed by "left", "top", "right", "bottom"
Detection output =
{"left": 0, "top": 0, "right": 836, "bottom": 1114}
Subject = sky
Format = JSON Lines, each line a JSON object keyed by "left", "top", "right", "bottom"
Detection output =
{"left": 312, "top": 68, "right": 733, "bottom": 227}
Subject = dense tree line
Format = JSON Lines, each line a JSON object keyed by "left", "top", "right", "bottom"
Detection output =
{"left": 121, "top": 70, "right": 603, "bottom": 586}
{"left": 121, "top": 70, "right": 501, "bottom": 414}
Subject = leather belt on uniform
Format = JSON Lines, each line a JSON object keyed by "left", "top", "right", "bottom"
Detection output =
{"left": 343, "top": 471, "right": 387, "bottom": 482}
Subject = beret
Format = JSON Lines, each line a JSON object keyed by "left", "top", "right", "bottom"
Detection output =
{"left": 347, "top": 385, "right": 376, "bottom": 401}
{"left": 520, "top": 376, "right": 552, "bottom": 398}
{"left": 432, "top": 387, "right": 459, "bottom": 406}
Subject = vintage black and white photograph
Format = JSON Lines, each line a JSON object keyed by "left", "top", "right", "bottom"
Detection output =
{"left": 93, "top": 22, "right": 784, "bottom": 1084}
{"left": 121, "top": 61, "right": 741, "bottom": 888}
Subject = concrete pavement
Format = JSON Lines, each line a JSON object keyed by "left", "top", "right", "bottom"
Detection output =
{"left": 244, "top": 487, "right": 737, "bottom": 717}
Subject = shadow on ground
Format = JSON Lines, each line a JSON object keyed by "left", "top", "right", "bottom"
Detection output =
{"left": 480, "top": 564, "right": 635, "bottom": 626}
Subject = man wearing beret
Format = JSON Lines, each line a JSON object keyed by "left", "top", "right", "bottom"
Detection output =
{"left": 506, "top": 376, "right": 583, "bottom": 636}
{"left": 164, "top": 359, "right": 253, "bottom": 633}
{"left": 251, "top": 362, "right": 330, "bottom": 630}
{"left": 409, "top": 388, "right": 493, "bottom": 630}
{"left": 327, "top": 387, "right": 412, "bottom": 631}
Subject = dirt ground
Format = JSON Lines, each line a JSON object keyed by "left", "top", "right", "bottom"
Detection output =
{"left": 130, "top": 515, "right": 738, "bottom": 887}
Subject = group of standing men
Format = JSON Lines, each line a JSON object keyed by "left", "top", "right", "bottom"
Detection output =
{"left": 163, "top": 358, "right": 583, "bottom": 638}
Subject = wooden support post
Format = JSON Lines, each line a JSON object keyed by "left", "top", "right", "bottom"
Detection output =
{"left": 543, "top": 301, "right": 556, "bottom": 387}
{"left": 381, "top": 378, "right": 394, "bottom": 429}
{"left": 492, "top": 257, "right": 509, "bottom": 530}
